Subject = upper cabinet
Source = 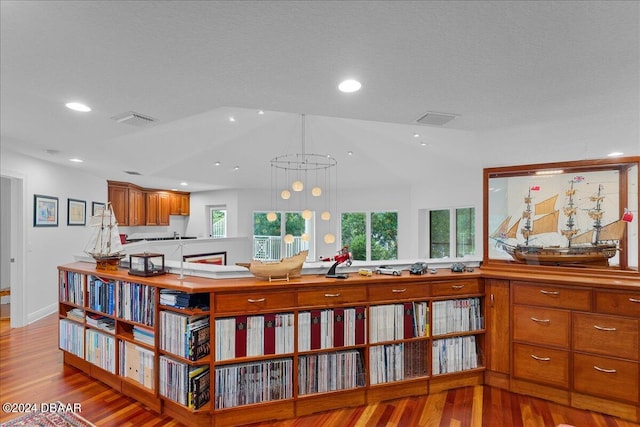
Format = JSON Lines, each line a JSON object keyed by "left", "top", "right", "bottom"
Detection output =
{"left": 108, "top": 181, "right": 189, "bottom": 226}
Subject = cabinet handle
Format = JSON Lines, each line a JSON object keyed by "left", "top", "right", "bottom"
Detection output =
{"left": 539, "top": 290, "right": 559, "bottom": 296}
{"left": 593, "top": 324, "right": 617, "bottom": 332}
{"left": 490, "top": 293, "right": 495, "bottom": 307}
{"left": 324, "top": 293, "right": 341, "bottom": 297}
{"left": 594, "top": 365, "right": 617, "bottom": 374}
{"left": 391, "top": 289, "right": 407, "bottom": 293}
{"left": 530, "top": 354, "right": 551, "bottom": 362}
{"left": 451, "top": 284, "right": 465, "bottom": 290}
{"left": 629, "top": 297, "right": 640, "bottom": 304}
{"left": 247, "top": 298, "right": 266, "bottom": 303}
{"left": 530, "top": 317, "right": 550, "bottom": 324}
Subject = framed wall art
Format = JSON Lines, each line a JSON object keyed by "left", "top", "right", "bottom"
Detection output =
{"left": 183, "top": 251, "right": 227, "bottom": 265}
{"left": 67, "top": 198, "right": 86, "bottom": 226}
{"left": 33, "top": 194, "right": 59, "bottom": 227}
{"left": 92, "top": 201, "right": 106, "bottom": 216}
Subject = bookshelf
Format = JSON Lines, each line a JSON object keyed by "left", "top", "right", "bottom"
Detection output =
{"left": 58, "top": 262, "right": 487, "bottom": 426}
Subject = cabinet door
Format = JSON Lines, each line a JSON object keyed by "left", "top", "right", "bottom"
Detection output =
{"left": 179, "top": 194, "right": 190, "bottom": 215}
{"left": 146, "top": 192, "right": 159, "bottom": 225}
{"left": 129, "top": 188, "right": 145, "bottom": 226}
{"left": 486, "top": 279, "right": 510, "bottom": 375}
{"left": 158, "top": 192, "right": 170, "bottom": 225}
{"left": 108, "top": 186, "right": 129, "bottom": 226}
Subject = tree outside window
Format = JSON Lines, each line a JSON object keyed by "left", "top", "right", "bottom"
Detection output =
{"left": 429, "top": 207, "right": 475, "bottom": 259}
{"left": 341, "top": 211, "right": 398, "bottom": 261}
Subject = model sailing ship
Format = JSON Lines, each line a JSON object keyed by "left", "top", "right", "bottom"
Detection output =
{"left": 84, "top": 202, "right": 125, "bottom": 271}
{"left": 492, "top": 178, "right": 631, "bottom": 266}
{"left": 246, "top": 250, "right": 308, "bottom": 281}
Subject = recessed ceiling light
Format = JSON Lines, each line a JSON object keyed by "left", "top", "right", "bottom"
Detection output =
{"left": 68, "top": 158, "right": 84, "bottom": 163}
{"left": 413, "top": 133, "right": 420, "bottom": 138}
{"left": 608, "top": 151, "right": 624, "bottom": 157}
{"left": 229, "top": 116, "right": 236, "bottom": 122}
{"left": 180, "top": 182, "right": 188, "bottom": 186}
{"left": 234, "top": 166, "right": 240, "bottom": 171}
{"left": 338, "top": 79, "right": 362, "bottom": 93}
{"left": 258, "top": 110, "right": 265, "bottom": 115}
{"left": 214, "top": 161, "right": 221, "bottom": 166}
{"left": 347, "top": 151, "right": 354, "bottom": 156}
{"left": 420, "top": 142, "right": 427, "bottom": 146}
{"left": 65, "top": 102, "right": 91, "bottom": 112}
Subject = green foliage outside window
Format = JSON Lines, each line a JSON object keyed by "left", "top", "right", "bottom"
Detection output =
{"left": 341, "top": 212, "right": 398, "bottom": 261}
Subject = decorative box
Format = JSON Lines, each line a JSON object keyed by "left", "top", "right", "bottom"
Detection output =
{"left": 129, "top": 252, "right": 166, "bottom": 277}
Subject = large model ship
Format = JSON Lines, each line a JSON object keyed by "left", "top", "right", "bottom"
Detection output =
{"left": 492, "top": 179, "right": 630, "bottom": 266}
{"left": 84, "top": 202, "right": 125, "bottom": 271}
{"left": 246, "top": 250, "right": 308, "bottom": 281}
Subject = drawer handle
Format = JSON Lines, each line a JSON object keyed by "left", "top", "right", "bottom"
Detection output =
{"left": 530, "top": 354, "right": 551, "bottom": 362}
{"left": 594, "top": 365, "right": 617, "bottom": 374}
{"left": 629, "top": 298, "right": 640, "bottom": 304}
{"left": 593, "top": 324, "right": 617, "bottom": 332}
{"left": 451, "top": 284, "right": 465, "bottom": 290}
{"left": 324, "top": 293, "right": 341, "bottom": 298}
{"left": 530, "top": 317, "right": 550, "bottom": 324}
{"left": 392, "top": 289, "right": 407, "bottom": 293}
{"left": 539, "top": 290, "right": 559, "bottom": 296}
{"left": 247, "top": 298, "right": 266, "bottom": 303}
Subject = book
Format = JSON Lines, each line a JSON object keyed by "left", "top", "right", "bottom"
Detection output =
{"left": 310, "top": 310, "right": 321, "bottom": 350}
{"left": 334, "top": 308, "right": 344, "bottom": 347}
{"left": 403, "top": 302, "right": 414, "bottom": 339}
{"left": 355, "top": 307, "right": 366, "bottom": 345}
{"left": 263, "top": 313, "right": 276, "bottom": 355}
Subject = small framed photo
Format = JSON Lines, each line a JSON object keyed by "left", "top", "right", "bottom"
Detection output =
{"left": 183, "top": 251, "right": 227, "bottom": 265}
{"left": 67, "top": 198, "right": 86, "bottom": 226}
{"left": 92, "top": 201, "right": 106, "bottom": 216}
{"left": 34, "top": 194, "right": 59, "bottom": 227}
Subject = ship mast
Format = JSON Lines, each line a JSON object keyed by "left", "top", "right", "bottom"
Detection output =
{"left": 521, "top": 188, "right": 533, "bottom": 245}
{"left": 561, "top": 179, "right": 578, "bottom": 247}
{"left": 588, "top": 185, "right": 605, "bottom": 243}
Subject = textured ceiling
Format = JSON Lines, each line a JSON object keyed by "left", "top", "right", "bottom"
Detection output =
{"left": 1, "top": 1, "right": 638, "bottom": 191}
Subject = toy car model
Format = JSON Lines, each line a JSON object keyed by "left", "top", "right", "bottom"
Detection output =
{"left": 358, "top": 268, "right": 373, "bottom": 277}
{"left": 409, "top": 262, "right": 428, "bottom": 275}
{"left": 375, "top": 265, "right": 403, "bottom": 276}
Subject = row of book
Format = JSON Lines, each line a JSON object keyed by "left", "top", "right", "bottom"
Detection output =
{"left": 369, "top": 341, "right": 428, "bottom": 385}
{"left": 369, "top": 302, "right": 430, "bottom": 343}
{"left": 215, "top": 313, "right": 294, "bottom": 360}
{"left": 432, "top": 298, "right": 483, "bottom": 336}
{"left": 298, "top": 350, "right": 365, "bottom": 395}
{"left": 118, "top": 282, "right": 156, "bottom": 327}
{"left": 59, "top": 319, "right": 84, "bottom": 358}
{"left": 59, "top": 271, "right": 84, "bottom": 305}
{"left": 66, "top": 307, "right": 84, "bottom": 323}
{"left": 119, "top": 340, "right": 155, "bottom": 390}
{"left": 298, "top": 307, "right": 366, "bottom": 351}
{"left": 159, "top": 356, "right": 210, "bottom": 409}
{"left": 160, "top": 312, "right": 210, "bottom": 360}
{"left": 159, "top": 289, "right": 209, "bottom": 310}
{"left": 432, "top": 336, "right": 479, "bottom": 375}
{"left": 88, "top": 278, "right": 115, "bottom": 315}
{"left": 214, "top": 359, "right": 293, "bottom": 409}
{"left": 85, "top": 329, "right": 116, "bottom": 373}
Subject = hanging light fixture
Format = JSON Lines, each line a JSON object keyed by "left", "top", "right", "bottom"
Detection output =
{"left": 270, "top": 114, "right": 338, "bottom": 245}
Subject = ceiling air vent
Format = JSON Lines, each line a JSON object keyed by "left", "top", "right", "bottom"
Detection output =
{"left": 124, "top": 171, "right": 142, "bottom": 175}
{"left": 415, "top": 111, "right": 458, "bottom": 126}
{"left": 111, "top": 111, "right": 156, "bottom": 127}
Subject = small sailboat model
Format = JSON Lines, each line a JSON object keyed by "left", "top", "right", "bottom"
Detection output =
{"left": 84, "top": 202, "right": 125, "bottom": 271}
{"left": 493, "top": 179, "right": 631, "bottom": 267}
{"left": 247, "top": 250, "right": 308, "bottom": 281}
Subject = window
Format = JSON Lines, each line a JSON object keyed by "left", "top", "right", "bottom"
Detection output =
{"left": 253, "top": 211, "right": 313, "bottom": 261}
{"left": 210, "top": 208, "right": 227, "bottom": 238}
{"left": 341, "top": 211, "right": 398, "bottom": 261}
{"left": 429, "top": 207, "right": 475, "bottom": 259}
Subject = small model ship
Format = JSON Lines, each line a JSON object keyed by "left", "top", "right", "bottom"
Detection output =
{"left": 84, "top": 202, "right": 125, "bottom": 271}
{"left": 247, "top": 250, "right": 308, "bottom": 281}
{"left": 492, "top": 179, "right": 631, "bottom": 267}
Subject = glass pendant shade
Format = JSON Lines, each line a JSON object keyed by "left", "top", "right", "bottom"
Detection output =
{"left": 266, "top": 211, "right": 277, "bottom": 222}
{"left": 284, "top": 234, "right": 294, "bottom": 244}
{"left": 292, "top": 180, "right": 304, "bottom": 192}
{"left": 281, "top": 189, "right": 291, "bottom": 200}
{"left": 302, "top": 209, "right": 312, "bottom": 220}
{"left": 321, "top": 211, "right": 331, "bottom": 221}
{"left": 323, "top": 233, "right": 336, "bottom": 244}
{"left": 312, "top": 186, "right": 322, "bottom": 197}
{"left": 301, "top": 233, "right": 310, "bottom": 241}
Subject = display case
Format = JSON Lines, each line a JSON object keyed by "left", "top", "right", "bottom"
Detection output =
{"left": 483, "top": 156, "right": 639, "bottom": 274}
{"left": 129, "top": 253, "right": 166, "bottom": 277}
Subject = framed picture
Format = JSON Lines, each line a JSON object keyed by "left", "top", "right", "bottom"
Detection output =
{"left": 183, "top": 251, "right": 227, "bottom": 265}
{"left": 33, "top": 194, "right": 59, "bottom": 227}
{"left": 67, "top": 198, "right": 86, "bottom": 226}
{"left": 92, "top": 201, "right": 106, "bottom": 216}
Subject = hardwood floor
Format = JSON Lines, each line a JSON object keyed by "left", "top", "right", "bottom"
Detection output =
{"left": 1, "top": 314, "right": 638, "bottom": 427}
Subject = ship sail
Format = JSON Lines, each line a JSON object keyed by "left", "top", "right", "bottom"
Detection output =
{"left": 597, "top": 220, "right": 626, "bottom": 242}
{"left": 491, "top": 216, "right": 512, "bottom": 239}
{"left": 84, "top": 203, "right": 124, "bottom": 258}
{"left": 530, "top": 210, "right": 560, "bottom": 236}
{"left": 534, "top": 195, "right": 558, "bottom": 216}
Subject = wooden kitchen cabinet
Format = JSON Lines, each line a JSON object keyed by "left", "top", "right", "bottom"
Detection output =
{"left": 107, "top": 181, "right": 145, "bottom": 226}
{"left": 170, "top": 192, "right": 190, "bottom": 215}
{"left": 484, "top": 279, "right": 510, "bottom": 389}
{"left": 146, "top": 191, "right": 170, "bottom": 226}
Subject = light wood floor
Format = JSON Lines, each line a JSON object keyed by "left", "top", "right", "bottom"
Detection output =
{"left": 1, "top": 314, "right": 639, "bottom": 427}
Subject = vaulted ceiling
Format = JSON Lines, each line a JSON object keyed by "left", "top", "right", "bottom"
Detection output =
{"left": 1, "top": 1, "right": 638, "bottom": 191}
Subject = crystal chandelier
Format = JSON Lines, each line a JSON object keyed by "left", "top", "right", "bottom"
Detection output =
{"left": 268, "top": 114, "right": 338, "bottom": 244}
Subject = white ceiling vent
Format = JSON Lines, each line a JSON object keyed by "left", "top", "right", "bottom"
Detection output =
{"left": 111, "top": 111, "right": 156, "bottom": 127}
{"left": 415, "top": 111, "right": 458, "bottom": 126}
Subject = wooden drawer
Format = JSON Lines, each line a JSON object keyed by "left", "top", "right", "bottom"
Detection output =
{"left": 512, "top": 282, "right": 591, "bottom": 311}
{"left": 513, "top": 305, "right": 570, "bottom": 348}
{"left": 595, "top": 289, "right": 640, "bottom": 318}
{"left": 297, "top": 286, "right": 367, "bottom": 307}
{"left": 574, "top": 353, "right": 639, "bottom": 403}
{"left": 513, "top": 343, "right": 569, "bottom": 388}
{"left": 573, "top": 312, "right": 639, "bottom": 360}
{"left": 430, "top": 279, "right": 480, "bottom": 297}
{"left": 214, "top": 291, "right": 296, "bottom": 314}
{"left": 368, "top": 283, "right": 429, "bottom": 302}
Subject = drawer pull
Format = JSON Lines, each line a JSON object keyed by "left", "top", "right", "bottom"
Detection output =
{"left": 451, "top": 284, "right": 465, "bottom": 290}
{"left": 593, "top": 324, "right": 617, "bottom": 332}
{"left": 530, "top": 354, "right": 551, "bottom": 362}
{"left": 594, "top": 365, "right": 617, "bottom": 374}
{"left": 247, "top": 298, "right": 266, "bottom": 303}
{"left": 629, "top": 297, "right": 640, "bottom": 304}
{"left": 391, "top": 289, "right": 407, "bottom": 293}
{"left": 539, "top": 290, "right": 560, "bottom": 296}
{"left": 324, "top": 293, "right": 341, "bottom": 298}
{"left": 530, "top": 317, "right": 551, "bottom": 324}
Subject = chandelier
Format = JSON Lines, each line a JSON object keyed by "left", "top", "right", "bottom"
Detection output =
{"left": 268, "top": 114, "right": 338, "bottom": 244}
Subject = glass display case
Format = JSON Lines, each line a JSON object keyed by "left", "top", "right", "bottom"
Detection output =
{"left": 129, "top": 252, "right": 166, "bottom": 277}
{"left": 483, "top": 156, "right": 638, "bottom": 274}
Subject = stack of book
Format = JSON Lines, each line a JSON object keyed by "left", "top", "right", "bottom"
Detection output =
{"left": 160, "top": 290, "right": 209, "bottom": 310}
{"left": 160, "top": 312, "right": 210, "bottom": 361}
{"left": 132, "top": 325, "right": 154, "bottom": 346}
{"left": 66, "top": 307, "right": 85, "bottom": 323}
{"left": 159, "top": 355, "right": 210, "bottom": 409}
{"left": 86, "top": 312, "right": 115, "bottom": 333}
